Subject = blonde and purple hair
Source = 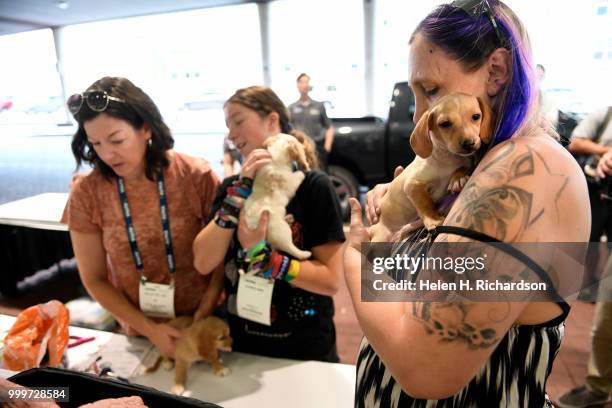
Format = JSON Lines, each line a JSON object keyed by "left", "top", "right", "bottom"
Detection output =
{"left": 411, "top": 0, "right": 537, "bottom": 146}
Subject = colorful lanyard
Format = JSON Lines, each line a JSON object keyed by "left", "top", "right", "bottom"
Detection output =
{"left": 117, "top": 172, "right": 176, "bottom": 280}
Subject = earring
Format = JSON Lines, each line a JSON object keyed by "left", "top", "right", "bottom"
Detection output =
{"left": 148, "top": 139, "right": 152, "bottom": 147}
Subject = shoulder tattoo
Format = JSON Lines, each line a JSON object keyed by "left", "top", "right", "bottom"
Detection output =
{"left": 448, "top": 141, "right": 569, "bottom": 241}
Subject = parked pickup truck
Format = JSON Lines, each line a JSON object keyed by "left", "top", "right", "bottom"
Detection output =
{"left": 328, "top": 82, "right": 416, "bottom": 219}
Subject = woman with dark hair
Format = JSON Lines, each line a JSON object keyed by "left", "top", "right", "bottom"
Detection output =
{"left": 63, "top": 77, "right": 223, "bottom": 358}
{"left": 345, "top": 1, "right": 590, "bottom": 406}
{"left": 193, "top": 86, "right": 344, "bottom": 362}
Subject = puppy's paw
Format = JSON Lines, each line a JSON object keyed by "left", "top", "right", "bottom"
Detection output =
{"left": 162, "top": 359, "right": 174, "bottom": 371}
{"left": 171, "top": 384, "right": 185, "bottom": 395}
{"left": 214, "top": 366, "right": 231, "bottom": 377}
{"left": 448, "top": 167, "right": 471, "bottom": 193}
{"left": 447, "top": 174, "right": 469, "bottom": 193}
{"left": 423, "top": 216, "right": 444, "bottom": 231}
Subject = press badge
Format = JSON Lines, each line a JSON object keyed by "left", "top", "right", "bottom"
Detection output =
{"left": 139, "top": 280, "right": 176, "bottom": 319}
{"left": 237, "top": 275, "right": 274, "bottom": 326}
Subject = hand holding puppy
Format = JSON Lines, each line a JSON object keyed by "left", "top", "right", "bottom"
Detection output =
{"left": 147, "top": 322, "right": 182, "bottom": 359}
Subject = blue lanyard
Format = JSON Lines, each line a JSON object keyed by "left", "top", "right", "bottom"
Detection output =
{"left": 117, "top": 172, "right": 176, "bottom": 279}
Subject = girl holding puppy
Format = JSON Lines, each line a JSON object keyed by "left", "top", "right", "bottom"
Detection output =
{"left": 346, "top": 0, "right": 590, "bottom": 406}
{"left": 193, "top": 86, "right": 344, "bottom": 362}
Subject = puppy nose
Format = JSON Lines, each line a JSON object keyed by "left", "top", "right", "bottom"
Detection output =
{"left": 461, "top": 139, "right": 476, "bottom": 151}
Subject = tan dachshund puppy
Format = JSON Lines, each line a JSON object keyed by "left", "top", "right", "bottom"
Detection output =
{"left": 243, "top": 133, "right": 312, "bottom": 262}
{"left": 146, "top": 316, "right": 233, "bottom": 395}
{"left": 369, "top": 93, "right": 494, "bottom": 241}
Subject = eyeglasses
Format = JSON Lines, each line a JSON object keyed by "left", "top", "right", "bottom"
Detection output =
{"left": 67, "top": 91, "right": 125, "bottom": 116}
{"left": 452, "top": 0, "right": 506, "bottom": 46}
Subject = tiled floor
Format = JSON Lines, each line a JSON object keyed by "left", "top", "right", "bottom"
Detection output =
{"left": 1, "top": 264, "right": 611, "bottom": 407}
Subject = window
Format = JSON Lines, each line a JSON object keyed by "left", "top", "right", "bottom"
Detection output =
{"left": 372, "top": 0, "right": 444, "bottom": 118}
{"left": 0, "top": 29, "right": 64, "bottom": 124}
{"left": 61, "top": 4, "right": 263, "bottom": 134}
{"left": 268, "top": 0, "right": 365, "bottom": 117}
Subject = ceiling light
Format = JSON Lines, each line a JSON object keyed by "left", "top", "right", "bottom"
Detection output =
{"left": 55, "top": 0, "right": 70, "bottom": 10}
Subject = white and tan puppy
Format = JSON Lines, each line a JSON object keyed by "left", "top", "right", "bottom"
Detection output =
{"left": 243, "top": 133, "right": 312, "bottom": 260}
{"left": 369, "top": 93, "right": 494, "bottom": 241}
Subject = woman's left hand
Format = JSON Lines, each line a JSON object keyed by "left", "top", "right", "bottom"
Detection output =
{"left": 238, "top": 210, "right": 269, "bottom": 249}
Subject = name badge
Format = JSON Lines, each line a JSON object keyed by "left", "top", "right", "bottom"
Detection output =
{"left": 309, "top": 108, "right": 320, "bottom": 115}
{"left": 237, "top": 275, "right": 274, "bottom": 326}
{"left": 139, "top": 280, "right": 175, "bottom": 319}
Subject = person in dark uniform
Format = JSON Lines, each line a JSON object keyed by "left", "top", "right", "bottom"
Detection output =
{"left": 288, "top": 73, "right": 334, "bottom": 171}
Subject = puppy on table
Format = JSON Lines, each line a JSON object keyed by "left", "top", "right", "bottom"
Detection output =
{"left": 370, "top": 93, "right": 494, "bottom": 242}
{"left": 146, "top": 316, "right": 233, "bottom": 395}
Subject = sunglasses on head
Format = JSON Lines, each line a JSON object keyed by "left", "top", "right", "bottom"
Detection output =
{"left": 67, "top": 91, "right": 125, "bottom": 117}
{"left": 452, "top": 0, "right": 506, "bottom": 46}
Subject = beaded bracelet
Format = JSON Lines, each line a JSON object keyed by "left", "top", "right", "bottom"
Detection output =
{"left": 214, "top": 177, "right": 253, "bottom": 229}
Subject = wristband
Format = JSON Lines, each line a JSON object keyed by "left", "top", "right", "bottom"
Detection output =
{"left": 247, "top": 240, "right": 268, "bottom": 259}
{"left": 241, "top": 240, "right": 302, "bottom": 283}
{"left": 214, "top": 177, "right": 254, "bottom": 229}
{"left": 215, "top": 206, "right": 238, "bottom": 229}
{"left": 240, "top": 240, "right": 272, "bottom": 275}
{"left": 227, "top": 177, "right": 253, "bottom": 199}
{"left": 285, "top": 260, "right": 300, "bottom": 282}
{"left": 260, "top": 251, "right": 299, "bottom": 282}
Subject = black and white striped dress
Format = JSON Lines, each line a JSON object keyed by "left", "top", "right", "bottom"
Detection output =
{"left": 355, "top": 227, "right": 569, "bottom": 407}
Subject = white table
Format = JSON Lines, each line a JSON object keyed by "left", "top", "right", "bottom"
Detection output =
{"left": 0, "top": 315, "right": 356, "bottom": 407}
{"left": 0, "top": 193, "right": 68, "bottom": 231}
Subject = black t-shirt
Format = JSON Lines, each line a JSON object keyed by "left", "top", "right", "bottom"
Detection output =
{"left": 211, "top": 171, "right": 345, "bottom": 362}
{"left": 288, "top": 99, "right": 332, "bottom": 143}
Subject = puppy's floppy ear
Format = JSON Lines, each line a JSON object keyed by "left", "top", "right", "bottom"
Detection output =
{"left": 263, "top": 134, "right": 279, "bottom": 149}
{"left": 287, "top": 139, "right": 310, "bottom": 171}
{"left": 477, "top": 97, "right": 495, "bottom": 144}
{"left": 410, "top": 111, "right": 433, "bottom": 158}
{"left": 197, "top": 323, "right": 218, "bottom": 362}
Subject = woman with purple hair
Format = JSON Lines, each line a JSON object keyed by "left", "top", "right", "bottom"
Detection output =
{"left": 344, "top": 1, "right": 590, "bottom": 406}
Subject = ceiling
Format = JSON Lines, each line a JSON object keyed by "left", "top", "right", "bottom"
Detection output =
{"left": 0, "top": 0, "right": 262, "bottom": 36}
